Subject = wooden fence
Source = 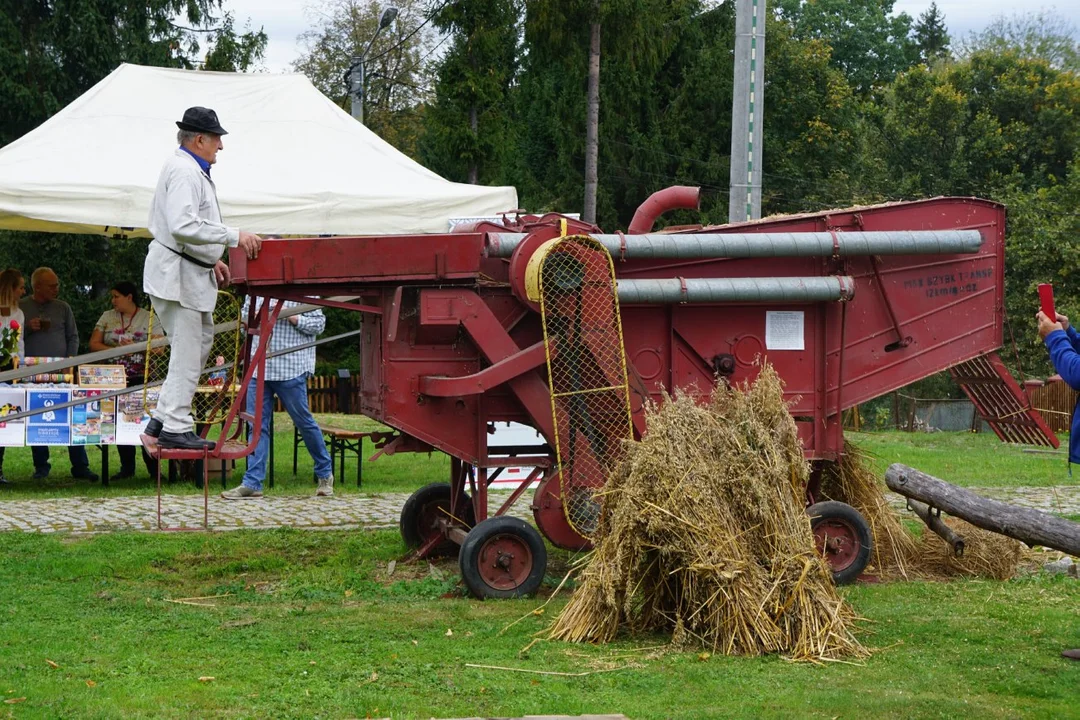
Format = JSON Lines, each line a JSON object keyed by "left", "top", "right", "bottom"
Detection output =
{"left": 274, "top": 374, "right": 362, "bottom": 414}
{"left": 1026, "top": 380, "right": 1077, "bottom": 434}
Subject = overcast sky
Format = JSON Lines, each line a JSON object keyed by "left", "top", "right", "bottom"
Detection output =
{"left": 221, "top": 0, "right": 1080, "bottom": 74}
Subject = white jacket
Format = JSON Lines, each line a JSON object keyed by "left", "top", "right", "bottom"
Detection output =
{"left": 143, "top": 149, "right": 240, "bottom": 312}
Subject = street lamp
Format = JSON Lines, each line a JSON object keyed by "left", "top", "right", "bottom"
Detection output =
{"left": 348, "top": 6, "right": 399, "bottom": 124}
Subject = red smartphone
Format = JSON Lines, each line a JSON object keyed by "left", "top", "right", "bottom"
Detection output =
{"left": 1039, "top": 283, "right": 1056, "bottom": 321}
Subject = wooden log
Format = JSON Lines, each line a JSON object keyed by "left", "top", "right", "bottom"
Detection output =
{"left": 906, "top": 498, "right": 965, "bottom": 556}
{"left": 885, "top": 464, "right": 1080, "bottom": 557}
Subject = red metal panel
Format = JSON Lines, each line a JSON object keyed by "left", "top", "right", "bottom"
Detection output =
{"left": 230, "top": 234, "right": 485, "bottom": 286}
{"left": 603, "top": 198, "right": 1006, "bottom": 459}
{"left": 242, "top": 197, "right": 1014, "bottom": 467}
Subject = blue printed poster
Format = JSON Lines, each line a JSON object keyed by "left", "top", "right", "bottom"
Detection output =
{"left": 26, "top": 389, "right": 72, "bottom": 446}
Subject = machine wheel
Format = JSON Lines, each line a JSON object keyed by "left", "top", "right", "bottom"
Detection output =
{"left": 807, "top": 501, "right": 872, "bottom": 585}
{"left": 399, "top": 482, "right": 475, "bottom": 557}
{"left": 459, "top": 517, "right": 548, "bottom": 599}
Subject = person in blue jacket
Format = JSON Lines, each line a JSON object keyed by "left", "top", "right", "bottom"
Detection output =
{"left": 1035, "top": 308, "right": 1080, "bottom": 662}
{"left": 1037, "top": 309, "right": 1080, "bottom": 466}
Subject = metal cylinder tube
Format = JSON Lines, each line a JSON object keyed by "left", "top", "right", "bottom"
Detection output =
{"left": 487, "top": 230, "right": 982, "bottom": 259}
{"left": 616, "top": 276, "right": 856, "bottom": 304}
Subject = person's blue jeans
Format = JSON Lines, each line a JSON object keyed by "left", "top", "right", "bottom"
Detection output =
{"left": 241, "top": 375, "right": 332, "bottom": 492}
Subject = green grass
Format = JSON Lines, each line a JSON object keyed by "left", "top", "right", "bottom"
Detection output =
{"left": 1, "top": 422, "right": 1076, "bottom": 501}
{"left": 847, "top": 430, "right": 1075, "bottom": 488}
{"left": 0, "top": 412, "right": 447, "bottom": 499}
{"left": 0, "top": 529, "right": 1076, "bottom": 719}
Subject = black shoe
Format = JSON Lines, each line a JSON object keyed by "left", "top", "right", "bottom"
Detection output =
{"left": 109, "top": 469, "right": 136, "bottom": 482}
{"left": 145, "top": 418, "right": 163, "bottom": 438}
{"left": 33, "top": 464, "right": 51, "bottom": 480}
{"left": 73, "top": 468, "right": 100, "bottom": 482}
{"left": 0, "top": 472, "right": 9, "bottom": 485}
{"left": 158, "top": 430, "right": 215, "bottom": 450}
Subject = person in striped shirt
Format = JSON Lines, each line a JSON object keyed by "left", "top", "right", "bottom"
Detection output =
{"left": 221, "top": 298, "right": 334, "bottom": 499}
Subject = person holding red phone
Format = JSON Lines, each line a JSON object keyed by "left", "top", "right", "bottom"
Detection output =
{"left": 1037, "top": 307, "right": 1079, "bottom": 464}
{"left": 1035, "top": 303, "right": 1080, "bottom": 662}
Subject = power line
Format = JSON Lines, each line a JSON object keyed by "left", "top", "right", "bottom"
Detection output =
{"left": 368, "top": 0, "right": 453, "bottom": 63}
{"left": 417, "top": 32, "right": 450, "bottom": 64}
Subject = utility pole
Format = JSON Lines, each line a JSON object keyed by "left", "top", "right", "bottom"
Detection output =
{"left": 349, "top": 58, "right": 366, "bottom": 123}
{"left": 728, "top": 0, "right": 765, "bottom": 222}
{"left": 348, "top": 6, "right": 399, "bottom": 124}
{"left": 583, "top": 1, "right": 601, "bottom": 225}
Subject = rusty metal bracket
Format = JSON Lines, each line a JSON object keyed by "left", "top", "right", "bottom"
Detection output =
{"left": 869, "top": 255, "right": 912, "bottom": 351}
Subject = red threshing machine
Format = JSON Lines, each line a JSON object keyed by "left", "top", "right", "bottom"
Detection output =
{"left": 214, "top": 190, "right": 1054, "bottom": 596}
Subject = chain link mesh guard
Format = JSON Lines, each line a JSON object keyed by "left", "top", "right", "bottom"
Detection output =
{"left": 143, "top": 291, "right": 243, "bottom": 427}
{"left": 537, "top": 235, "right": 634, "bottom": 538}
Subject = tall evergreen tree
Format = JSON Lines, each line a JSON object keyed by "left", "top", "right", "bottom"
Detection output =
{"left": 420, "top": 0, "right": 521, "bottom": 185}
{"left": 913, "top": 2, "right": 950, "bottom": 63}
{"left": 775, "top": 0, "right": 918, "bottom": 93}
{"left": 0, "top": 0, "right": 266, "bottom": 147}
{"left": 514, "top": 0, "right": 702, "bottom": 227}
{"left": 508, "top": 1, "right": 875, "bottom": 227}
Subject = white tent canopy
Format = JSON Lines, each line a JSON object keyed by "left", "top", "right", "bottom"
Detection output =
{"left": 0, "top": 63, "right": 518, "bottom": 237}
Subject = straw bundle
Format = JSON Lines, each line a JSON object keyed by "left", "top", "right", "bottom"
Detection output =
{"left": 911, "top": 518, "right": 1026, "bottom": 580}
{"left": 818, "top": 444, "right": 1025, "bottom": 581}
{"left": 817, "top": 443, "right": 918, "bottom": 580}
{"left": 549, "top": 365, "right": 867, "bottom": 661}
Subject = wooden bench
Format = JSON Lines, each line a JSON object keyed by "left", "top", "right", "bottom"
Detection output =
{"left": 292, "top": 425, "right": 372, "bottom": 487}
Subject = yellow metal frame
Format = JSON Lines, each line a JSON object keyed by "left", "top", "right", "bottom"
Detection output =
{"left": 536, "top": 234, "right": 634, "bottom": 537}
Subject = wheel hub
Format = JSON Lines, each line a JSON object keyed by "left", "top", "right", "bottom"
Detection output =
{"left": 813, "top": 519, "right": 860, "bottom": 571}
{"left": 478, "top": 534, "right": 533, "bottom": 590}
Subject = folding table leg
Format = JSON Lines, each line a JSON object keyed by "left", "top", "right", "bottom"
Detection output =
{"left": 338, "top": 438, "right": 345, "bottom": 484}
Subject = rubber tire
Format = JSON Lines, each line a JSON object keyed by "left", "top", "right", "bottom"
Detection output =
{"left": 807, "top": 500, "right": 872, "bottom": 585}
{"left": 459, "top": 516, "right": 548, "bottom": 599}
{"left": 399, "top": 482, "right": 475, "bottom": 557}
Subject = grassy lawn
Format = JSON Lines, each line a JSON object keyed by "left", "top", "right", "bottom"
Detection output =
{"left": 0, "top": 425, "right": 1078, "bottom": 717}
{"left": 846, "top": 430, "right": 1075, "bottom": 488}
{"left": 0, "top": 529, "right": 1076, "bottom": 719}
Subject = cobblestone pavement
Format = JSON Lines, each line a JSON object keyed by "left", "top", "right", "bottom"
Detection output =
{"left": 0, "top": 490, "right": 534, "bottom": 533}
{"left": 0, "top": 487, "right": 1077, "bottom": 534}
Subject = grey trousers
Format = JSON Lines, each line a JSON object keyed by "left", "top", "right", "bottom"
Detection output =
{"left": 149, "top": 295, "right": 214, "bottom": 434}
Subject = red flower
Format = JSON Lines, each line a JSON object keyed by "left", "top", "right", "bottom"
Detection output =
{"left": 8, "top": 320, "right": 18, "bottom": 330}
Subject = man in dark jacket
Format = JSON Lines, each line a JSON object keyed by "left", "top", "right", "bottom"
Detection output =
{"left": 20, "top": 267, "right": 97, "bottom": 482}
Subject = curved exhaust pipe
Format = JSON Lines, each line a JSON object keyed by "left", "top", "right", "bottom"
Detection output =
{"left": 627, "top": 186, "right": 701, "bottom": 234}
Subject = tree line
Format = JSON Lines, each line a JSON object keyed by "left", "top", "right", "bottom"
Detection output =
{"left": 0, "top": 0, "right": 1077, "bottom": 380}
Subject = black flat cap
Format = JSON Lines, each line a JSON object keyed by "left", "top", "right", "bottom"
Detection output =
{"left": 176, "top": 106, "right": 228, "bottom": 135}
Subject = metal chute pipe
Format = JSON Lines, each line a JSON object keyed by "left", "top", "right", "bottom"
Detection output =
{"left": 487, "top": 230, "right": 983, "bottom": 259}
{"left": 616, "top": 276, "right": 856, "bottom": 304}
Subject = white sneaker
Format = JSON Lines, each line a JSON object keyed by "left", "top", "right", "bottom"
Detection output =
{"left": 221, "top": 484, "right": 263, "bottom": 500}
{"left": 316, "top": 476, "right": 334, "bottom": 497}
